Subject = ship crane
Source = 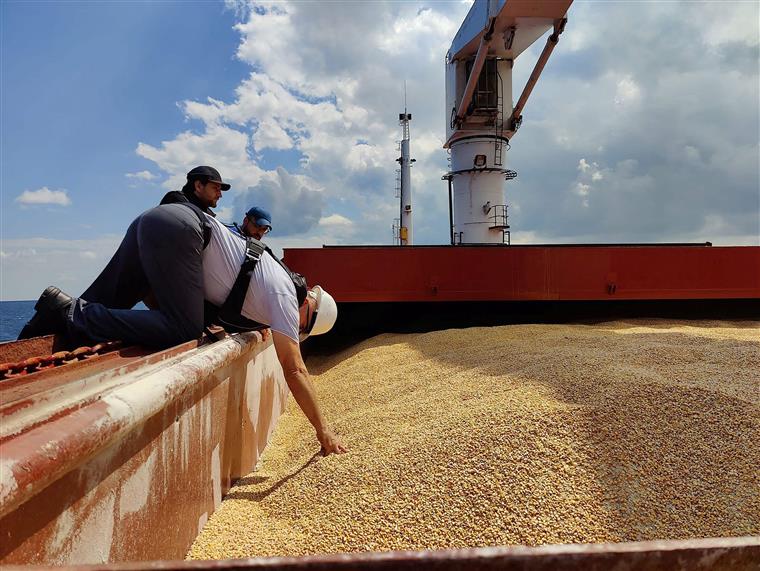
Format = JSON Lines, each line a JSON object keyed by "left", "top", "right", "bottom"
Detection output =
{"left": 444, "top": 0, "right": 572, "bottom": 245}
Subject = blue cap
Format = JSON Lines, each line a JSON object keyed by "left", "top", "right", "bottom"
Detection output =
{"left": 246, "top": 206, "right": 272, "bottom": 229}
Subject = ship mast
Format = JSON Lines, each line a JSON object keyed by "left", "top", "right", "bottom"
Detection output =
{"left": 399, "top": 110, "right": 414, "bottom": 245}
{"left": 394, "top": 84, "right": 415, "bottom": 246}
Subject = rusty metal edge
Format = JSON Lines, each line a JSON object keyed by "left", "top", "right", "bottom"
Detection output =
{"left": 4, "top": 537, "right": 758, "bottom": 571}
{"left": 0, "top": 338, "right": 219, "bottom": 433}
{"left": 0, "top": 332, "right": 263, "bottom": 519}
{"left": 1, "top": 349, "right": 183, "bottom": 436}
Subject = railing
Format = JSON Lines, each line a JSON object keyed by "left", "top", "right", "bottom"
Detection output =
{"left": 487, "top": 203, "right": 511, "bottom": 245}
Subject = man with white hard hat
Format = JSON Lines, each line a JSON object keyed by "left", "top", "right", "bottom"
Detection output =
{"left": 19, "top": 180, "right": 345, "bottom": 455}
{"left": 201, "top": 213, "right": 346, "bottom": 455}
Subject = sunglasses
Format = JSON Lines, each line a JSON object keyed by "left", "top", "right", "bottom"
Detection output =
{"left": 246, "top": 219, "right": 271, "bottom": 234}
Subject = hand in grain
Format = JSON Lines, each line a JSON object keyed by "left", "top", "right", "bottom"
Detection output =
{"left": 189, "top": 319, "right": 760, "bottom": 560}
{"left": 319, "top": 427, "right": 347, "bottom": 455}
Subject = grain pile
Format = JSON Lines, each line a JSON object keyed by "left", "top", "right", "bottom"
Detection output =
{"left": 188, "top": 320, "right": 760, "bottom": 559}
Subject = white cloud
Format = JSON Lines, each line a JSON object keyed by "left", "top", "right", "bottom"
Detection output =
{"left": 683, "top": 145, "right": 701, "bottom": 163}
{"left": 231, "top": 166, "right": 324, "bottom": 237}
{"left": 574, "top": 183, "right": 590, "bottom": 197}
{"left": 253, "top": 118, "right": 294, "bottom": 151}
{"left": 378, "top": 6, "right": 459, "bottom": 59}
{"left": 136, "top": 123, "right": 264, "bottom": 194}
{"left": 0, "top": 248, "right": 38, "bottom": 259}
{"left": 15, "top": 187, "right": 71, "bottom": 206}
{"left": 0, "top": 236, "right": 122, "bottom": 301}
{"left": 692, "top": 214, "right": 759, "bottom": 246}
{"left": 614, "top": 75, "right": 642, "bottom": 106}
{"left": 132, "top": 1, "right": 757, "bottom": 249}
{"left": 125, "top": 170, "right": 158, "bottom": 181}
{"left": 576, "top": 158, "right": 604, "bottom": 185}
{"left": 690, "top": 2, "right": 760, "bottom": 47}
{"left": 319, "top": 214, "right": 353, "bottom": 227}
{"left": 132, "top": 1, "right": 471, "bottom": 248}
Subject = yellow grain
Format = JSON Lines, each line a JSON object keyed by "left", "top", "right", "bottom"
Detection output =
{"left": 188, "top": 319, "right": 760, "bottom": 559}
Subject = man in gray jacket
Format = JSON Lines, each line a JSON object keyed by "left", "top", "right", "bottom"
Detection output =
{"left": 18, "top": 166, "right": 230, "bottom": 348}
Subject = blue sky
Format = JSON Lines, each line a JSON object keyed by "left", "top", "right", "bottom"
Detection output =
{"left": 2, "top": 1, "right": 247, "bottom": 239}
{"left": 2, "top": 0, "right": 759, "bottom": 301}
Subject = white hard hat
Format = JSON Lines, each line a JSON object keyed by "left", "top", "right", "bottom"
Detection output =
{"left": 299, "top": 285, "right": 337, "bottom": 341}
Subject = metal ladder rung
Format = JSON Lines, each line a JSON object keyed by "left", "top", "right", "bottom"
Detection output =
{"left": 495, "top": 66, "right": 504, "bottom": 166}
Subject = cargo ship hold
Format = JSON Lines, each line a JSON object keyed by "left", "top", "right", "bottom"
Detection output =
{"left": 2, "top": 1, "right": 758, "bottom": 569}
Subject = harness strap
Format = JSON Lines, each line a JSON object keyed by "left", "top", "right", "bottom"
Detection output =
{"left": 213, "top": 237, "right": 307, "bottom": 333}
{"left": 176, "top": 202, "right": 212, "bottom": 249}
{"left": 221, "top": 240, "right": 264, "bottom": 315}
{"left": 214, "top": 238, "right": 268, "bottom": 332}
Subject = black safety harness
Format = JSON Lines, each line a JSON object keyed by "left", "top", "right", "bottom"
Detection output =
{"left": 174, "top": 201, "right": 307, "bottom": 334}
{"left": 208, "top": 237, "right": 309, "bottom": 334}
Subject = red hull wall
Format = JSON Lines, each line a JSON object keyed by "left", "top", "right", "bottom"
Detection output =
{"left": 283, "top": 245, "right": 760, "bottom": 302}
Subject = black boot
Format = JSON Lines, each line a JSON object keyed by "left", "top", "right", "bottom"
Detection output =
{"left": 17, "top": 286, "right": 74, "bottom": 340}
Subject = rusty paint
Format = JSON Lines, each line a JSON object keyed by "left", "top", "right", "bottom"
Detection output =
{"left": 0, "top": 327, "right": 226, "bottom": 382}
{"left": 0, "top": 336, "right": 58, "bottom": 363}
{"left": 0, "top": 333, "right": 257, "bottom": 514}
{"left": 0, "top": 342, "right": 124, "bottom": 381}
{"left": 1, "top": 330, "right": 290, "bottom": 564}
{"left": 0, "top": 330, "right": 229, "bottom": 434}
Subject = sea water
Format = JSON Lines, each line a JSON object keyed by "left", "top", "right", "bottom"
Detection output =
{"left": 0, "top": 300, "right": 36, "bottom": 342}
{"left": 0, "top": 300, "right": 150, "bottom": 342}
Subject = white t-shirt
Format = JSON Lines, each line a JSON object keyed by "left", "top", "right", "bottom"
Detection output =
{"left": 202, "top": 214, "right": 300, "bottom": 342}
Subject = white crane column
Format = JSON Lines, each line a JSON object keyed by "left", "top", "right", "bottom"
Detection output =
{"left": 448, "top": 58, "right": 513, "bottom": 244}
{"left": 444, "top": 0, "right": 571, "bottom": 245}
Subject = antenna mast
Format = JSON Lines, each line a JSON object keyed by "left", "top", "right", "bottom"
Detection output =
{"left": 396, "top": 83, "right": 414, "bottom": 246}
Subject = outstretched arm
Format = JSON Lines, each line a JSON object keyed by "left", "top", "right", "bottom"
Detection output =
{"left": 272, "top": 331, "right": 347, "bottom": 455}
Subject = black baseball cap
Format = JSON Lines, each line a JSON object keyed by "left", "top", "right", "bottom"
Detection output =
{"left": 186, "top": 166, "right": 231, "bottom": 191}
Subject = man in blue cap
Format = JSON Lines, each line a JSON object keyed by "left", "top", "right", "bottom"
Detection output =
{"left": 227, "top": 206, "right": 272, "bottom": 240}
